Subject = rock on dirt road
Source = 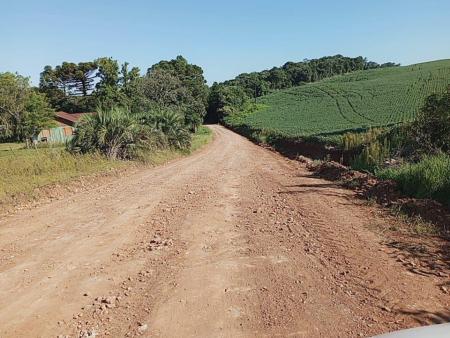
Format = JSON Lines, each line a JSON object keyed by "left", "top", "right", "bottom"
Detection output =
{"left": 0, "top": 125, "right": 448, "bottom": 337}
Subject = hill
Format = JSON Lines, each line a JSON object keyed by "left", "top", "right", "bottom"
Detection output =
{"left": 225, "top": 59, "right": 450, "bottom": 142}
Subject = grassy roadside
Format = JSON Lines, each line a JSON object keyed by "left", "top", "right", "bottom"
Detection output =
{"left": 0, "top": 126, "right": 213, "bottom": 205}
{"left": 377, "top": 154, "right": 450, "bottom": 207}
{"left": 0, "top": 146, "right": 124, "bottom": 203}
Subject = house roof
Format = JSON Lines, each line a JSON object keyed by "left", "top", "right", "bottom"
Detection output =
{"left": 55, "top": 111, "right": 93, "bottom": 126}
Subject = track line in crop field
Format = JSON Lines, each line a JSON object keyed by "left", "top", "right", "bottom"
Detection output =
{"left": 0, "top": 126, "right": 448, "bottom": 337}
{"left": 316, "top": 86, "right": 359, "bottom": 125}
{"left": 343, "top": 93, "right": 376, "bottom": 123}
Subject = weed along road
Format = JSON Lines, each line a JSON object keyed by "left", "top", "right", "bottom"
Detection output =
{"left": 0, "top": 125, "right": 448, "bottom": 337}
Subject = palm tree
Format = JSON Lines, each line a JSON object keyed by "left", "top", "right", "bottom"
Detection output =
{"left": 137, "top": 109, "right": 191, "bottom": 149}
{"left": 69, "top": 107, "right": 192, "bottom": 159}
{"left": 69, "top": 107, "right": 147, "bottom": 159}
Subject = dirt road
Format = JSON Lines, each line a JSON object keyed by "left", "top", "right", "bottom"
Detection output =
{"left": 0, "top": 125, "right": 448, "bottom": 337}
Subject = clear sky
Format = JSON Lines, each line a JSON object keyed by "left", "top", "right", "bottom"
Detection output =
{"left": 1, "top": 0, "right": 449, "bottom": 85}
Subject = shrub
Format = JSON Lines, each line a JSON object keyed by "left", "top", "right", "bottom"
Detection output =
{"left": 342, "top": 128, "right": 384, "bottom": 151}
{"left": 137, "top": 109, "right": 191, "bottom": 149}
{"left": 69, "top": 107, "right": 192, "bottom": 160}
{"left": 411, "top": 88, "right": 450, "bottom": 154}
{"left": 377, "top": 154, "right": 450, "bottom": 206}
{"left": 350, "top": 137, "right": 392, "bottom": 171}
{"left": 68, "top": 107, "right": 155, "bottom": 159}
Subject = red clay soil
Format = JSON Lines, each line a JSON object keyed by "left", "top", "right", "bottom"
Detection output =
{"left": 0, "top": 126, "right": 448, "bottom": 337}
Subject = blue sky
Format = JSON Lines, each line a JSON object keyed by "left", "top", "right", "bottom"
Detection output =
{"left": 1, "top": 0, "right": 449, "bottom": 85}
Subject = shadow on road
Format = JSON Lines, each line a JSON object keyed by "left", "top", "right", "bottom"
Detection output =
{"left": 395, "top": 308, "right": 450, "bottom": 325}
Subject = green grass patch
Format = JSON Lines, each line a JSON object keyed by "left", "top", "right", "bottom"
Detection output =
{"left": 377, "top": 154, "right": 450, "bottom": 206}
{"left": 226, "top": 59, "right": 450, "bottom": 143}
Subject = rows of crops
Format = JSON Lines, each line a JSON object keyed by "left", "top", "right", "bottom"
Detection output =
{"left": 230, "top": 59, "right": 450, "bottom": 139}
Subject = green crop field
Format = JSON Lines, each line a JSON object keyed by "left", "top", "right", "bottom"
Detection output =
{"left": 226, "top": 59, "right": 450, "bottom": 141}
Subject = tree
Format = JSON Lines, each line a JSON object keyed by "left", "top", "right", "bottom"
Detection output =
{"left": 147, "top": 56, "right": 209, "bottom": 131}
{"left": 267, "top": 68, "right": 291, "bottom": 89}
{"left": 0, "top": 72, "right": 54, "bottom": 142}
{"left": 75, "top": 62, "right": 98, "bottom": 96}
{"left": 21, "top": 91, "right": 56, "bottom": 143}
{"left": 95, "top": 57, "right": 125, "bottom": 109}
{"left": 39, "top": 61, "right": 98, "bottom": 112}
{"left": 120, "top": 62, "right": 140, "bottom": 89}
{"left": 412, "top": 88, "right": 450, "bottom": 153}
{"left": 94, "top": 58, "right": 143, "bottom": 110}
{"left": 136, "top": 69, "right": 185, "bottom": 109}
{"left": 96, "top": 57, "right": 119, "bottom": 88}
{"left": 41, "top": 61, "right": 97, "bottom": 96}
{"left": 207, "top": 83, "right": 248, "bottom": 122}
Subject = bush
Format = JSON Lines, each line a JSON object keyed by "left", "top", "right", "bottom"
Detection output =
{"left": 377, "top": 154, "right": 450, "bottom": 206}
{"left": 137, "top": 109, "right": 191, "bottom": 149}
{"left": 68, "top": 107, "right": 156, "bottom": 159}
{"left": 411, "top": 88, "right": 450, "bottom": 153}
{"left": 69, "top": 107, "right": 191, "bottom": 160}
{"left": 350, "top": 137, "right": 392, "bottom": 171}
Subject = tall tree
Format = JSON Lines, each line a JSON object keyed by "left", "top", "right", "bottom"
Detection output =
{"left": 39, "top": 61, "right": 98, "bottom": 112}
{"left": 0, "top": 72, "right": 54, "bottom": 142}
{"left": 146, "top": 56, "right": 209, "bottom": 131}
{"left": 207, "top": 83, "right": 248, "bottom": 122}
{"left": 120, "top": 62, "right": 140, "bottom": 88}
{"left": 95, "top": 57, "right": 123, "bottom": 109}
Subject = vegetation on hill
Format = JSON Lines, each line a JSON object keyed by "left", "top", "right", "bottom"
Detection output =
{"left": 223, "top": 60, "right": 450, "bottom": 143}
{"left": 207, "top": 54, "right": 399, "bottom": 122}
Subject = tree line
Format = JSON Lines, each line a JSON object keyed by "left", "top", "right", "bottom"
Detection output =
{"left": 207, "top": 55, "right": 399, "bottom": 122}
{"left": 0, "top": 56, "right": 209, "bottom": 146}
{"left": 1, "top": 54, "right": 397, "bottom": 146}
{"left": 39, "top": 55, "right": 208, "bottom": 132}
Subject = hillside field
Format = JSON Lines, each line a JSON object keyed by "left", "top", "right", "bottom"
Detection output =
{"left": 225, "top": 59, "right": 450, "bottom": 142}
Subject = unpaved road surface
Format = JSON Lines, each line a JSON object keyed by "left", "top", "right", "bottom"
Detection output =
{"left": 0, "top": 125, "right": 449, "bottom": 337}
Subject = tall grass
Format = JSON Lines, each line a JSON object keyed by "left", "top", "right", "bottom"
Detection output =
{"left": 346, "top": 125, "right": 411, "bottom": 171}
{"left": 377, "top": 154, "right": 450, "bottom": 206}
{"left": 0, "top": 147, "right": 121, "bottom": 202}
{"left": 350, "top": 138, "right": 391, "bottom": 171}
